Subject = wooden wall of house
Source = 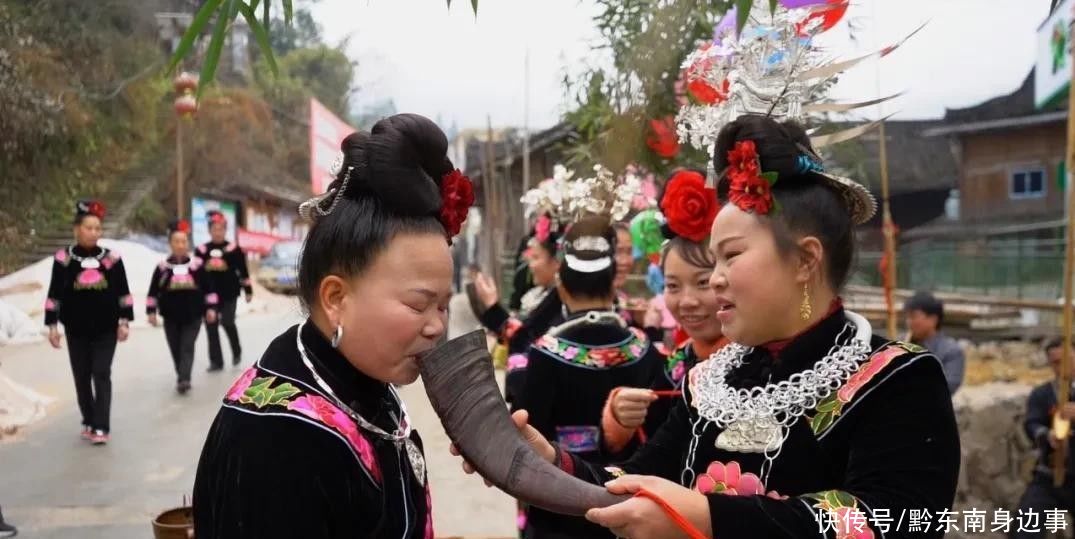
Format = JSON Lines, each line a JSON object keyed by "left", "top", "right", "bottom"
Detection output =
{"left": 958, "top": 122, "right": 1066, "bottom": 223}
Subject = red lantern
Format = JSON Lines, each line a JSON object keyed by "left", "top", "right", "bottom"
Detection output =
{"left": 173, "top": 72, "right": 199, "bottom": 95}
{"left": 174, "top": 94, "right": 198, "bottom": 118}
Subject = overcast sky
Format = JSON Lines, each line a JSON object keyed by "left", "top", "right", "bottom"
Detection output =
{"left": 313, "top": 0, "right": 1053, "bottom": 130}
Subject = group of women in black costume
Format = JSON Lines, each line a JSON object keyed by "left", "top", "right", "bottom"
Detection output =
{"left": 187, "top": 111, "right": 959, "bottom": 539}
{"left": 44, "top": 204, "right": 251, "bottom": 444}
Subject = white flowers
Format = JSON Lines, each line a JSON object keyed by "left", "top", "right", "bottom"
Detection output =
{"left": 521, "top": 163, "right": 642, "bottom": 223}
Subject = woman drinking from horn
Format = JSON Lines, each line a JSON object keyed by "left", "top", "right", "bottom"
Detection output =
{"left": 193, "top": 114, "right": 474, "bottom": 538}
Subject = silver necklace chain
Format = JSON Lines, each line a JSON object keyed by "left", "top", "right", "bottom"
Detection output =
{"left": 295, "top": 321, "right": 411, "bottom": 443}
{"left": 692, "top": 310, "right": 874, "bottom": 430}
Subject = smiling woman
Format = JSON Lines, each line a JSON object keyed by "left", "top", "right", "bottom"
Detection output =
{"left": 193, "top": 113, "right": 473, "bottom": 539}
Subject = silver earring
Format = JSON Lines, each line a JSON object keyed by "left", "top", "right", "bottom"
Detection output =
{"left": 331, "top": 325, "right": 343, "bottom": 348}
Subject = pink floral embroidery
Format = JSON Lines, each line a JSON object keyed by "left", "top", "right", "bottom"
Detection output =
{"left": 562, "top": 346, "right": 580, "bottom": 360}
{"left": 207, "top": 258, "right": 228, "bottom": 271}
{"left": 831, "top": 506, "right": 875, "bottom": 539}
{"left": 507, "top": 354, "right": 529, "bottom": 372}
{"left": 190, "top": 257, "right": 203, "bottom": 271}
{"left": 102, "top": 252, "right": 119, "bottom": 270}
{"left": 120, "top": 295, "right": 134, "bottom": 307}
{"left": 695, "top": 461, "right": 764, "bottom": 495}
{"left": 171, "top": 273, "right": 195, "bottom": 287}
{"left": 671, "top": 361, "right": 686, "bottom": 383}
{"left": 77, "top": 269, "right": 104, "bottom": 287}
{"left": 836, "top": 346, "right": 904, "bottom": 403}
{"left": 516, "top": 506, "right": 528, "bottom": 530}
{"left": 206, "top": 293, "right": 219, "bottom": 305}
{"left": 288, "top": 394, "right": 382, "bottom": 483}
{"left": 695, "top": 461, "right": 787, "bottom": 499}
{"left": 55, "top": 249, "right": 68, "bottom": 264}
{"left": 45, "top": 298, "right": 58, "bottom": 311}
{"left": 146, "top": 297, "right": 158, "bottom": 308}
{"left": 629, "top": 344, "right": 643, "bottom": 357}
{"left": 424, "top": 483, "right": 435, "bottom": 539}
{"left": 225, "top": 368, "right": 258, "bottom": 402}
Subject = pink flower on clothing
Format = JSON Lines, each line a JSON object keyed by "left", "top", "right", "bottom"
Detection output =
{"left": 562, "top": 347, "right": 580, "bottom": 360}
{"left": 288, "top": 394, "right": 382, "bottom": 483}
{"left": 507, "top": 354, "right": 529, "bottom": 372}
{"left": 424, "top": 484, "right": 435, "bottom": 539}
{"left": 831, "top": 506, "right": 875, "bottom": 539}
{"left": 121, "top": 295, "right": 134, "bottom": 307}
{"left": 629, "top": 344, "right": 643, "bottom": 357}
{"left": 671, "top": 361, "right": 686, "bottom": 383}
{"left": 45, "top": 298, "right": 58, "bottom": 311}
{"left": 225, "top": 368, "right": 258, "bottom": 402}
{"left": 55, "top": 249, "right": 68, "bottom": 263}
{"left": 695, "top": 461, "right": 764, "bottom": 496}
{"left": 77, "top": 269, "right": 104, "bottom": 286}
{"left": 836, "top": 346, "right": 903, "bottom": 403}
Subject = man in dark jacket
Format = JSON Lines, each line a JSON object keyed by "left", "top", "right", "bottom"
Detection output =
{"left": 1011, "top": 338, "right": 1075, "bottom": 539}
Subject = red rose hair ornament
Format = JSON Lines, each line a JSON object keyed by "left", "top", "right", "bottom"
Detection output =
{"left": 439, "top": 169, "right": 475, "bottom": 239}
{"left": 660, "top": 170, "right": 720, "bottom": 242}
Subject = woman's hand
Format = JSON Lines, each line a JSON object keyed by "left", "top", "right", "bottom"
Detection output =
{"left": 206, "top": 310, "right": 218, "bottom": 324}
{"left": 48, "top": 326, "right": 62, "bottom": 349}
{"left": 117, "top": 322, "right": 130, "bottom": 342}
{"left": 586, "top": 475, "right": 712, "bottom": 539}
{"left": 643, "top": 301, "right": 663, "bottom": 329}
{"left": 450, "top": 410, "right": 556, "bottom": 486}
{"left": 473, "top": 273, "right": 500, "bottom": 310}
{"left": 612, "top": 388, "right": 657, "bottom": 429}
{"left": 148, "top": 313, "right": 160, "bottom": 327}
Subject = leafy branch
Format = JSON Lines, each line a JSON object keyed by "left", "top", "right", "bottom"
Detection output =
{"left": 168, "top": 0, "right": 478, "bottom": 93}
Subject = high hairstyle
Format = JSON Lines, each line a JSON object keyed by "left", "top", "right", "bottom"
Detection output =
{"left": 73, "top": 200, "right": 106, "bottom": 225}
{"left": 558, "top": 216, "right": 617, "bottom": 302}
{"left": 298, "top": 114, "right": 454, "bottom": 312}
{"left": 713, "top": 114, "right": 856, "bottom": 291}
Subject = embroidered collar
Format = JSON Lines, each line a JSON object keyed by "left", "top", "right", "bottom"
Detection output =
{"left": 68, "top": 245, "right": 106, "bottom": 263}
{"left": 298, "top": 322, "right": 401, "bottom": 433}
{"left": 535, "top": 326, "right": 649, "bottom": 369}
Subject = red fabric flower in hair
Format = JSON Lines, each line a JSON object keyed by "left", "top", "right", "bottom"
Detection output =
{"left": 87, "top": 201, "right": 106, "bottom": 219}
{"left": 177, "top": 219, "right": 191, "bottom": 234}
{"left": 439, "top": 169, "right": 474, "bottom": 238}
{"left": 646, "top": 117, "right": 679, "bottom": 158}
{"left": 726, "top": 140, "right": 777, "bottom": 216}
{"left": 660, "top": 170, "right": 719, "bottom": 242}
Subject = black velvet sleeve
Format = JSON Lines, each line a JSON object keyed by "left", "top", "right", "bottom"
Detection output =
{"left": 478, "top": 303, "right": 511, "bottom": 335}
{"left": 1025, "top": 385, "right": 1053, "bottom": 449}
{"left": 111, "top": 257, "right": 135, "bottom": 322}
{"left": 146, "top": 265, "right": 162, "bottom": 316}
{"left": 567, "top": 391, "right": 694, "bottom": 485}
{"left": 519, "top": 348, "right": 558, "bottom": 441}
{"left": 233, "top": 247, "right": 253, "bottom": 296}
{"left": 703, "top": 356, "right": 960, "bottom": 539}
{"left": 44, "top": 257, "right": 65, "bottom": 327}
{"left": 193, "top": 409, "right": 375, "bottom": 538}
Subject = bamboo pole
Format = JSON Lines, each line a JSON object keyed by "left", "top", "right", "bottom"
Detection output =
{"left": 879, "top": 122, "right": 897, "bottom": 339}
{"left": 1053, "top": 18, "right": 1075, "bottom": 485}
{"left": 177, "top": 120, "right": 185, "bottom": 220}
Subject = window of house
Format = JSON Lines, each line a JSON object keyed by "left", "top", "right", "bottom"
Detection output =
{"left": 1010, "top": 168, "right": 1046, "bottom": 199}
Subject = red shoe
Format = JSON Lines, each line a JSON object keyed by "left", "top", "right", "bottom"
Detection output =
{"left": 80, "top": 426, "right": 93, "bottom": 440}
{"left": 90, "top": 430, "right": 109, "bottom": 445}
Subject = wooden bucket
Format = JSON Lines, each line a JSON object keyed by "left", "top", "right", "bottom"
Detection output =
{"left": 152, "top": 506, "right": 193, "bottom": 539}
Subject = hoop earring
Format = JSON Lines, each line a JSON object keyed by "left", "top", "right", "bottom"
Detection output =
{"left": 800, "top": 283, "right": 812, "bottom": 321}
{"left": 331, "top": 324, "right": 344, "bottom": 348}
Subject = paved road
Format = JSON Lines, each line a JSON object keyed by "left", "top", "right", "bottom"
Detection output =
{"left": 0, "top": 301, "right": 515, "bottom": 538}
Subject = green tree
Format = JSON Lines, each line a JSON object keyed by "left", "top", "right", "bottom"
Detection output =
{"left": 562, "top": 0, "right": 738, "bottom": 174}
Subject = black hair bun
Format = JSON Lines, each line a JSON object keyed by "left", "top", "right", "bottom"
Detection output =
{"left": 711, "top": 114, "right": 817, "bottom": 184}
{"left": 338, "top": 113, "right": 453, "bottom": 216}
